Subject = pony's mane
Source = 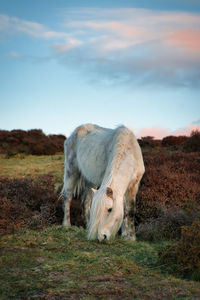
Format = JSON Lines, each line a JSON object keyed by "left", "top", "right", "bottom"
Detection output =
{"left": 87, "top": 126, "right": 135, "bottom": 239}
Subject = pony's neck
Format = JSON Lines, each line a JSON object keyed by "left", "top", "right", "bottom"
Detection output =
{"left": 101, "top": 126, "right": 135, "bottom": 198}
{"left": 102, "top": 153, "right": 134, "bottom": 198}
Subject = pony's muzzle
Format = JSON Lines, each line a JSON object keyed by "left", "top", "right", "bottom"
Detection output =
{"left": 98, "top": 234, "right": 107, "bottom": 242}
{"left": 98, "top": 233, "right": 107, "bottom": 242}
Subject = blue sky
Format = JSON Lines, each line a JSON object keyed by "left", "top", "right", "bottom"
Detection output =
{"left": 0, "top": 0, "right": 200, "bottom": 138}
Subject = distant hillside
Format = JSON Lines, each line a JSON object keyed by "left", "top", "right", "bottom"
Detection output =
{"left": 0, "top": 129, "right": 66, "bottom": 156}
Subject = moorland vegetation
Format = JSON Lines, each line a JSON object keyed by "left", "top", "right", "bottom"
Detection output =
{"left": 0, "top": 129, "right": 200, "bottom": 298}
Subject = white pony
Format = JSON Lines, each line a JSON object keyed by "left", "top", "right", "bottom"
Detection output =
{"left": 62, "top": 124, "right": 145, "bottom": 241}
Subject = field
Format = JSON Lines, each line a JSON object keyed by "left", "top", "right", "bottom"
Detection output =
{"left": 1, "top": 226, "right": 200, "bottom": 300}
{"left": 0, "top": 149, "right": 200, "bottom": 299}
{"left": 0, "top": 154, "right": 64, "bottom": 184}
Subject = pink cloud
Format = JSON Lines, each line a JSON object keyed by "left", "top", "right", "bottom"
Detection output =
{"left": 173, "top": 124, "right": 200, "bottom": 136}
{"left": 130, "top": 124, "right": 200, "bottom": 139}
{"left": 51, "top": 38, "right": 82, "bottom": 53}
{"left": 69, "top": 20, "right": 143, "bottom": 38}
{"left": 136, "top": 126, "right": 170, "bottom": 139}
{"left": 68, "top": 20, "right": 145, "bottom": 53}
{"left": 168, "top": 29, "right": 200, "bottom": 53}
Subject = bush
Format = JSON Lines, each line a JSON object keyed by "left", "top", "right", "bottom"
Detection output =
{"left": 158, "top": 222, "right": 200, "bottom": 281}
{"left": 136, "top": 151, "right": 200, "bottom": 224}
{"left": 0, "top": 129, "right": 66, "bottom": 156}
{"left": 0, "top": 175, "right": 86, "bottom": 235}
{"left": 48, "top": 134, "right": 66, "bottom": 153}
{"left": 138, "top": 136, "right": 162, "bottom": 149}
{"left": 0, "top": 175, "right": 63, "bottom": 234}
{"left": 136, "top": 208, "right": 196, "bottom": 241}
{"left": 183, "top": 131, "right": 200, "bottom": 152}
{"left": 162, "top": 135, "right": 188, "bottom": 147}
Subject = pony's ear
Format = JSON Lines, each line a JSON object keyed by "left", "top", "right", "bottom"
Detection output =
{"left": 91, "top": 188, "right": 97, "bottom": 194}
{"left": 106, "top": 187, "right": 113, "bottom": 198}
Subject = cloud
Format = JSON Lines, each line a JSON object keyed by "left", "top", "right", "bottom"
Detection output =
{"left": 135, "top": 124, "right": 200, "bottom": 139}
{"left": 192, "top": 119, "right": 200, "bottom": 125}
{"left": 7, "top": 50, "right": 54, "bottom": 64}
{"left": 168, "top": 29, "right": 200, "bottom": 53}
{"left": 0, "top": 14, "right": 82, "bottom": 61}
{"left": 173, "top": 124, "right": 200, "bottom": 136}
{"left": 1, "top": 8, "right": 200, "bottom": 88}
{"left": 51, "top": 38, "right": 83, "bottom": 53}
{"left": 67, "top": 21, "right": 144, "bottom": 54}
{"left": 69, "top": 20, "right": 143, "bottom": 39}
{"left": 57, "top": 8, "right": 200, "bottom": 87}
{"left": 0, "top": 14, "right": 69, "bottom": 40}
{"left": 136, "top": 126, "right": 170, "bottom": 139}
{"left": 8, "top": 51, "right": 21, "bottom": 58}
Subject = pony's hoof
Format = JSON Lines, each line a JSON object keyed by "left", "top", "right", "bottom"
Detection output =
{"left": 130, "top": 235, "right": 136, "bottom": 242}
{"left": 123, "top": 234, "right": 136, "bottom": 241}
{"left": 62, "top": 221, "right": 71, "bottom": 227}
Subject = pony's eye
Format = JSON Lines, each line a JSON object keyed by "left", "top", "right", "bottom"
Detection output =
{"left": 108, "top": 208, "right": 112, "bottom": 213}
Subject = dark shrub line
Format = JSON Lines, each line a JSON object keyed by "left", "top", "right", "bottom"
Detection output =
{"left": 0, "top": 129, "right": 66, "bottom": 156}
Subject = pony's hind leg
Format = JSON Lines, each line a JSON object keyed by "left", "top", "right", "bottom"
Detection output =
{"left": 121, "top": 201, "right": 136, "bottom": 241}
{"left": 121, "top": 197, "right": 130, "bottom": 239}
{"left": 121, "top": 196, "right": 136, "bottom": 241}
{"left": 62, "top": 175, "right": 77, "bottom": 226}
{"left": 121, "top": 182, "right": 140, "bottom": 241}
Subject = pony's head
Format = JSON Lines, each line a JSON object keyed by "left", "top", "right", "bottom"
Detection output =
{"left": 87, "top": 186, "right": 124, "bottom": 241}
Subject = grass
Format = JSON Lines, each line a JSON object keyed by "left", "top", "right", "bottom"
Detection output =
{"left": 0, "top": 226, "right": 200, "bottom": 299}
{"left": 0, "top": 154, "right": 64, "bottom": 186}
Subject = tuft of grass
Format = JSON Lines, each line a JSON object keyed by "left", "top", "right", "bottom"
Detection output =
{"left": 0, "top": 226, "right": 200, "bottom": 299}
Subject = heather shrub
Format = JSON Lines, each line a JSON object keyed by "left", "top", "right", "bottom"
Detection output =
{"left": 137, "top": 209, "right": 191, "bottom": 242}
{"left": 138, "top": 136, "right": 162, "bottom": 149}
{"left": 48, "top": 134, "right": 66, "bottom": 153}
{"left": 136, "top": 208, "right": 195, "bottom": 241}
{"left": 0, "top": 129, "right": 66, "bottom": 156}
{"left": 136, "top": 151, "right": 200, "bottom": 224}
{"left": 0, "top": 175, "right": 63, "bottom": 234}
{"left": 162, "top": 135, "right": 188, "bottom": 147}
{"left": 24, "top": 129, "right": 57, "bottom": 155}
{"left": 158, "top": 222, "right": 200, "bottom": 281}
{"left": 183, "top": 131, "right": 200, "bottom": 152}
{"left": 0, "top": 175, "right": 85, "bottom": 235}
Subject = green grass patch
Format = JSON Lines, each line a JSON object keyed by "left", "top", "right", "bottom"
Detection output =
{"left": 0, "top": 226, "right": 199, "bottom": 299}
{"left": 0, "top": 154, "right": 64, "bottom": 186}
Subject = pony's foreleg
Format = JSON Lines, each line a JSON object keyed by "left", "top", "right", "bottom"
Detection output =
{"left": 63, "top": 194, "right": 72, "bottom": 226}
{"left": 84, "top": 188, "right": 95, "bottom": 227}
{"left": 62, "top": 176, "right": 76, "bottom": 226}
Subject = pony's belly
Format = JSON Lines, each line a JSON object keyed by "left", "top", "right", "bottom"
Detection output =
{"left": 77, "top": 141, "right": 107, "bottom": 186}
{"left": 77, "top": 153, "right": 106, "bottom": 186}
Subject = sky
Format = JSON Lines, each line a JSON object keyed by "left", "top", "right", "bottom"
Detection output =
{"left": 0, "top": 0, "right": 200, "bottom": 138}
